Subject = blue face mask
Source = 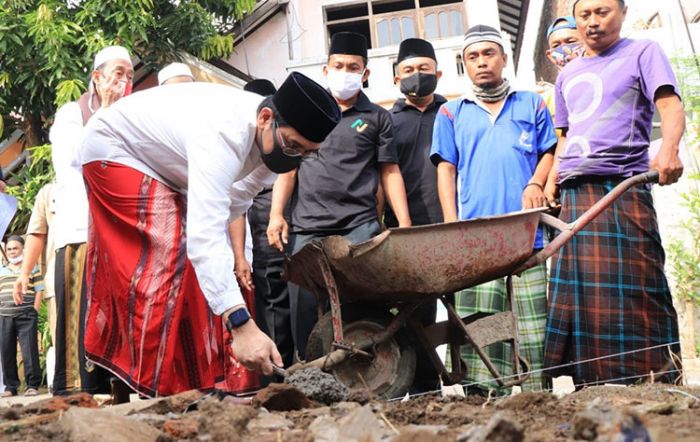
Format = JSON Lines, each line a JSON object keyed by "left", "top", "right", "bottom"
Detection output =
{"left": 549, "top": 43, "right": 583, "bottom": 68}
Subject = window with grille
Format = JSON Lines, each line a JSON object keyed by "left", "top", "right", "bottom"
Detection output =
{"left": 324, "top": 0, "right": 466, "bottom": 50}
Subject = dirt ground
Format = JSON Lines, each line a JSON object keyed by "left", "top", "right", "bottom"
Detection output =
{"left": 1, "top": 383, "right": 699, "bottom": 441}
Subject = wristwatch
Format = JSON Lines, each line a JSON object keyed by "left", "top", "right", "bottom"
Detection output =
{"left": 226, "top": 308, "right": 251, "bottom": 332}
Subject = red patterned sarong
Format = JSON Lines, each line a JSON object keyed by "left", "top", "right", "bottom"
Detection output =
{"left": 82, "top": 161, "right": 226, "bottom": 397}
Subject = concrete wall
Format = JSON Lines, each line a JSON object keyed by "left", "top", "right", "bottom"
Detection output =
{"left": 293, "top": 0, "right": 334, "bottom": 60}
{"left": 229, "top": 0, "right": 506, "bottom": 107}
{"left": 227, "top": 9, "right": 292, "bottom": 87}
{"left": 465, "top": 0, "right": 501, "bottom": 29}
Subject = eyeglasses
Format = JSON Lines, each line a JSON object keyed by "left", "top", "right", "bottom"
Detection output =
{"left": 273, "top": 120, "right": 318, "bottom": 159}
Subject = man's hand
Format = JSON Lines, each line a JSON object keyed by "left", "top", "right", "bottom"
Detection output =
{"left": 267, "top": 215, "right": 288, "bottom": 253}
{"left": 522, "top": 183, "right": 547, "bottom": 209}
{"left": 0, "top": 180, "right": 6, "bottom": 193}
{"left": 229, "top": 319, "right": 283, "bottom": 376}
{"left": 650, "top": 146, "right": 683, "bottom": 185}
{"left": 544, "top": 178, "right": 559, "bottom": 207}
{"left": 234, "top": 260, "right": 254, "bottom": 293}
{"left": 543, "top": 160, "right": 560, "bottom": 206}
{"left": 12, "top": 274, "right": 29, "bottom": 305}
{"left": 436, "top": 161, "right": 458, "bottom": 222}
{"left": 97, "top": 75, "right": 126, "bottom": 108}
{"left": 652, "top": 88, "right": 684, "bottom": 185}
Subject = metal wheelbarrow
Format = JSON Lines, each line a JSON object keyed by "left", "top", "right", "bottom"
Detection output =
{"left": 284, "top": 171, "right": 660, "bottom": 398}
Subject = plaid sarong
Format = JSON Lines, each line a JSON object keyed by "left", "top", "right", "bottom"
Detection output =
{"left": 544, "top": 179, "right": 681, "bottom": 386}
{"left": 449, "top": 263, "right": 548, "bottom": 393}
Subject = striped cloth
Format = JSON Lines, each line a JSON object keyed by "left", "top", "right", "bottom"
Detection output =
{"left": 53, "top": 243, "right": 112, "bottom": 395}
{"left": 544, "top": 179, "right": 681, "bottom": 386}
{"left": 449, "top": 263, "right": 548, "bottom": 394}
{"left": 0, "top": 265, "right": 42, "bottom": 317}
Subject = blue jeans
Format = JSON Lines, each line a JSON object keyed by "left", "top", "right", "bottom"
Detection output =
{"left": 287, "top": 219, "right": 381, "bottom": 359}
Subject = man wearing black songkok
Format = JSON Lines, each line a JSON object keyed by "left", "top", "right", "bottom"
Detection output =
{"left": 76, "top": 72, "right": 341, "bottom": 398}
{"left": 386, "top": 38, "right": 445, "bottom": 393}
{"left": 232, "top": 79, "right": 295, "bottom": 384}
{"left": 267, "top": 32, "right": 412, "bottom": 360}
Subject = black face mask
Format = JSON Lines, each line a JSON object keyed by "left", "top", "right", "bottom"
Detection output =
{"left": 257, "top": 122, "right": 302, "bottom": 174}
{"left": 400, "top": 73, "right": 438, "bottom": 98}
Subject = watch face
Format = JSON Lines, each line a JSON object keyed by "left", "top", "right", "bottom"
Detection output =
{"left": 228, "top": 308, "right": 251, "bottom": 329}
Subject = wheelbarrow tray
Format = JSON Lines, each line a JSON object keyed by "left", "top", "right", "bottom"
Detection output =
{"left": 286, "top": 207, "right": 548, "bottom": 303}
{"left": 283, "top": 173, "right": 659, "bottom": 394}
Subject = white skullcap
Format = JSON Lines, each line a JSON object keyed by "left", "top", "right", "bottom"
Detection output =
{"left": 93, "top": 45, "right": 132, "bottom": 69}
{"left": 158, "top": 62, "right": 194, "bottom": 85}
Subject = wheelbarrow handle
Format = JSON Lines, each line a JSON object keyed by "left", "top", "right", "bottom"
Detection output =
{"left": 515, "top": 171, "right": 659, "bottom": 273}
{"left": 638, "top": 169, "right": 660, "bottom": 184}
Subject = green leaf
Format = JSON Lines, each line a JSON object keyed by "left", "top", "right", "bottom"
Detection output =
{"left": 54, "top": 79, "right": 85, "bottom": 107}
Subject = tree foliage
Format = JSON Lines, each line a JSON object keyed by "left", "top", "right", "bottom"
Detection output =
{"left": 0, "top": 0, "right": 254, "bottom": 237}
{"left": 0, "top": 0, "right": 255, "bottom": 146}
{"left": 5, "top": 144, "right": 54, "bottom": 235}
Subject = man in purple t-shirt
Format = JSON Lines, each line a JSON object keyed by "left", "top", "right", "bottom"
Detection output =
{"left": 542, "top": 0, "right": 685, "bottom": 387}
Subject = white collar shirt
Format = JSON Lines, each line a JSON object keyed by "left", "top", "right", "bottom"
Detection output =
{"left": 50, "top": 101, "right": 89, "bottom": 249}
{"left": 78, "top": 82, "right": 274, "bottom": 315}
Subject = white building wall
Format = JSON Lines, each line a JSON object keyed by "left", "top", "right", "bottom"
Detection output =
{"left": 514, "top": 0, "right": 545, "bottom": 88}
{"left": 464, "top": 0, "right": 502, "bottom": 30}
{"left": 293, "top": 0, "right": 334, "bottom": 59}
{"left": 228, "top": 0, "right": 506, "bottom": 106}
{"left": 227, "top": 10, "right": 292, "bottom": 87}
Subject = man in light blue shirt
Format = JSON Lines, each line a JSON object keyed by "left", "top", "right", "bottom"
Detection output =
{"left": 431, "top": 25, "right": 556, "bottom": 393}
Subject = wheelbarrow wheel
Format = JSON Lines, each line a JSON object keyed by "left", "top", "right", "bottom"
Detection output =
{"left": 306, "top": 308, "right": 416, "bottom": 399}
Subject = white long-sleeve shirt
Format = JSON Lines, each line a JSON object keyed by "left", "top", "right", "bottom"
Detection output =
{"left": 50, "top": 101, "right": 90, "bottom": 249}
{"left": 78, "top": 82, "right": 275, "bottom": 315}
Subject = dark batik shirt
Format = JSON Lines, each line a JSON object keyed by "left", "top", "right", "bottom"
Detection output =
{"left": 384, "top": 94, "right": 446, "bottom": 227}
{"left": 291, "top": 91, "right": 397, "bottom": 233}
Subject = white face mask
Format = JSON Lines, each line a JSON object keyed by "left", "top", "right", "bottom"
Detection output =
{"left": 8, "top": 255, "right": 22, "bottom": 265}
{"left": 326, "top": 69, "right": 364, "bottom": 100}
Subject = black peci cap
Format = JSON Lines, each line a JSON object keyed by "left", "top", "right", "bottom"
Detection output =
{"left": 244, "top": 79, "right": 277, "bottom": 97}
{"left": 272, "top": 72, "right": 341, "bottom": 143}
{"left": 397, "top": 38, "right": 436, "bottom": 64}
{"left": 329, "top": 32, "right": 368, "bottom": 58}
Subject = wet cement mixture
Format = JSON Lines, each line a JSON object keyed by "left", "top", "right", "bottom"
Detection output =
{"left": 2, "top": 384, "right": 699, "bottom": 441}
{"left": 285, "top": 367, "right": 349, "bottom": 405}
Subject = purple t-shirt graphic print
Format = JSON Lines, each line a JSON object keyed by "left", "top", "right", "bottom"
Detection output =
{"left": 554, "top": 38, "right": 680, "bottom": 182}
